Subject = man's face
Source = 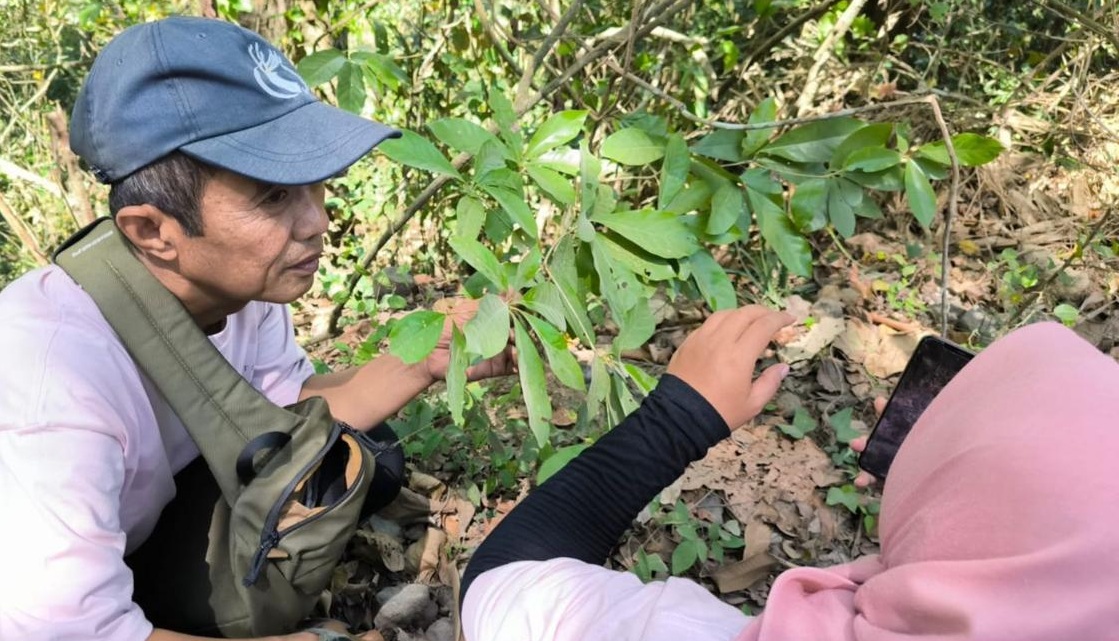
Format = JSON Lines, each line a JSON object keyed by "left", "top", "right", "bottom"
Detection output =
{"left": 173, "top": 169, "right": 328, "bottom": 318}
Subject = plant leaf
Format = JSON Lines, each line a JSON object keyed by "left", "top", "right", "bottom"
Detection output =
{"left": 761, "top": 118, "right": 865, "bottom": 163}
{"left": 904, "top": 160, "right": 937, "bottom": 228}
{"left": 428, "top": 117, "right": 504, "bottom": 157}
{"left": 297, "top": 49, "right": 346, "bottom": 86}
{"left": 616, "top": 299, "right": 656, "bottom": 351}
{"left": 591, "top": 209, "right": 700, "bottom": 259}
{"left": 826, "top": 485, "right": 860, "bottom": 514}
{"left": 749, "top": 188, "right": 813, "bottom": 277}
{"left": 526, "top": 110, "right": 588, "bottom": 160}
{"left": 687, "top": 251, "right": 737, "bottom": 311}
{"left": 692, "top": 129, "right": 745, "bottom": 162}
{"left": 537, "top": 443, "right": 590, "bottom": 484}
{"left": 455, "top": 196, "right": 486, "bottom": 239}
{"left": 388, "top": 311, "right": 445, "bottom": 364}
{"left": 527, "top": 163, "right": 577, "bottom": 205}
{"left": 336, "top": 60, "right": 366, "bottom": 114}
{"left": 658, "top": 134, "right": 691, "bottom": 209}
{"left": 830, "top": 122, "right": 892, "bottom": 168}
{"left": 918, "top": 133, "right": 1004, "bottom": 167}
{"left": 602, "top": 128, "right": 666, "bottom": 165}
{"left": 672, "top": 538, "right": 701, "bottom": 574}
{"left": 551, "top": 237, "right": 595, "bottom": 347}
{"left": 379, "top": 129, "right": 461, "bottom": 179}
{"left": 481, "top": 183, "right": 537, "bottom": 236}
{"left": 843, "top": 147, "right": 901, "bottom": 172}
{"left": 513, "top": 317, "right": 553, "bottom": 446}
{"left": 446, "top": 325, "right": 468, "bottom": 425}
{"left": 828, "top": 407, "right": 860, "bottom": 443}
{"left": 790, "top": 178, "right": 829, "bottom": 232}
{"left": 708, "top": 183, "right": 745, "bottom": 236}
{"left": 524, "top": 313, "right": 585, "bottom": 391}
{"left": 591, "top": 237, "right": 640, "bottom": 316}
{"left": 778, "top": 407, "right": 816, "bottom": 439}
{"left": 742, "top": 97, "right": 778, "bottom": 157}
{"left": 828, "top": 179, "right": 859, "bottom": 238}
{"left": 522, "top": 281, "right": 567, "bottom": 330}
{"left": 449, "top": 235, "right": 508, "bottom": 289}
{"left": 463, "top": 294, "right": 510, "bottom": 358}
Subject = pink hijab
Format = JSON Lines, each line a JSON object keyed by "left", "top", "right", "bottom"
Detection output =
{"left": 738, "top": 322, "right": 1119, "bottom": 640}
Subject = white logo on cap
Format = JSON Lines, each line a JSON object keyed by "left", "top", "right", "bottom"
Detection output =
{"left": 248, "top": 42, "right": 307, "bottom": 99}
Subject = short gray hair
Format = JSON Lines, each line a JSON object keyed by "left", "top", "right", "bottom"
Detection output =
{"left": 108, "top": 152, "right": 213, "bottom": 236}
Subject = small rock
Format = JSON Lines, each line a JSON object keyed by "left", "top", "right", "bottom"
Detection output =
{"left": 957, "top": 307, "right": 990, "bottom": 333}
{"left": 1052, "top": 268, "right": 1093, "bottom": 303}
{"left": 432, "top": 585, "right": 456, "bottom": 615}
{"left": 373, "top": 584, "right": 438, "bottom": 631}
{"left": 426, "top": 618, "right": 455, "bottom": 641}
{"left": 366, "top": 514, "right": 404, "bottom": 540}
{"left": 375, "top": 585, "right": 405, "bottom": 606}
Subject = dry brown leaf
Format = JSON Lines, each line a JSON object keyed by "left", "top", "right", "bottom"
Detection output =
{"left": 778, "top": 315, "right": 846, "bottom": 363}
{"left": 710, "top": 553, "right": 776, "bottom": 593}
{"left": 834, "top": 318, "right": 925, "bottom": 378}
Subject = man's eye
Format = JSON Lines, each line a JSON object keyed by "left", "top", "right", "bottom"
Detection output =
{"left": 261, "top": 189, "right": 289, "bottom": 205}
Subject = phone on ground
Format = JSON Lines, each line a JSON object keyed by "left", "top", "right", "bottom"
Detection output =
{"left": 858, "top": 335, "right": 974, "bottom": 480}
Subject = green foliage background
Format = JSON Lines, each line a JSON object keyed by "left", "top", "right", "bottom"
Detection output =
{"left": 1, "top": 0, "right": 1105, "bottom": 497}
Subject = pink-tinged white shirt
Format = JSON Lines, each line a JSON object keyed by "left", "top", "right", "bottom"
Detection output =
{"left": 0, "top": 265, "right": 314, "bottom": 641}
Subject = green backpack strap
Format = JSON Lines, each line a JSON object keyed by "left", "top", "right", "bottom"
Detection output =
{"left": 54, "top": 218, "right": 309, "bottom": 502}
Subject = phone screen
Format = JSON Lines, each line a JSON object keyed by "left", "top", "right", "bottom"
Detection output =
{"left": 858, "top": 336, "right": 974, "bottom": 479}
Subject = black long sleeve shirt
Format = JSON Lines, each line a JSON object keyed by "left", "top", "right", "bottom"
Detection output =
{"left": 461, "top": 374, "right": 730, "bottom": 598}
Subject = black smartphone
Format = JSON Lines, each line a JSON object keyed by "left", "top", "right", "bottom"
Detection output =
{"left": 858, "top": 335, "right": 974, "bottom": 480}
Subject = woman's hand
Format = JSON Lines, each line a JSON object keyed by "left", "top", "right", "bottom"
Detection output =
{"left": 849, "top": 396, "right": 886, "bottom": 488}
{"left": 424, "top": 297, "right": 515, "bottom": 383}
{"left": 667, "top": 306, "right": 795, "bottom": 430}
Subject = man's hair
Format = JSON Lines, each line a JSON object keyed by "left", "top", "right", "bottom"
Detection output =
{"left": 108, "top": 152, "right": 213, "bottom": 236}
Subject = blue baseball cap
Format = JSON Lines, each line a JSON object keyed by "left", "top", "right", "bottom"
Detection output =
{"left": 70, "top": 16, "right": 400, "bottom": 185}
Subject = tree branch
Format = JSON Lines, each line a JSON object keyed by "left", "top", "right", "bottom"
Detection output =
{"left": 0, "top": 191, "right": 49, "bottom": 265}
{"left": 0, "top": 156, "right": 64, "bottom": 199}
{"left": 795, "top": 0, "right": 870, "bottom": 117}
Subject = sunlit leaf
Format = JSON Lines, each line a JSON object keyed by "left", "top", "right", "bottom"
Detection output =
{"left": 388, "top": 311, "right": 445, "bottom": 364}
{"left": 598, "top": 234, "right": 676, "bottom": 281}
{"left": 522, "top": 282, "right": 566, "bottom": 331}
{"left": 830, "top": 123, "right": 891, "bottom": 167}
{"left": 513, "top": 318, "right": 553, "bottom": 446}
{"left": 455, "top": 196, "right": 486, "bottom": 239}
{"left": 917, "top": 133, "right": 1004, "bottom": 167}
{"left": 591, "top": 209, "right": 700, "bottom": 259}
{"left": 336, "top": 60, "right": 366, "bottom": 114}
{"left": 379, "top": 129, "right": 460, "bottom": 178}
{"left": 524, "top": 313, "right": 585, "bottom": 390}
{"left": 449, "top": 235, "right": 508, "bottom": 289}
{"left": 591, "top": 237, "right": 640, "bottom": 316}
{"left": 428, "top": 118, "right": 505, "bottom": 157}
{"left": 297, "top": 49, "right": 345, "bottom": 86}
{"left": 481, "top": 183, "right": 536, "bottom": 236}
{"left": 527, "top": 163, "right": 576, "bottom": 205}
{"left": 601, "top": 128, "right": 666, "bottom": 165}
{"left": 761, "top": 118, "right": 865, "bottom": 163}
{"left": 526, "top": 110, "right": 588, "bottom": 160}
{"left": 463, "top": 294, "right": 510, "bottom": 359}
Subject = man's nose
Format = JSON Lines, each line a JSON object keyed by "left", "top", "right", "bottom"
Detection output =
{"left": 294, "top": 186, "right": 329, "bottom": 239}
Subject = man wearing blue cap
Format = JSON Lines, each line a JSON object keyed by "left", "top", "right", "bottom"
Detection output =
{"left": 0, "top": 17, "right": 509, "bottom": 641}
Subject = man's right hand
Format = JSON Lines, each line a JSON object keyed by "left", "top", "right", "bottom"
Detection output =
{"left": 666, "top": 306, "right": 795, "bottom": 431}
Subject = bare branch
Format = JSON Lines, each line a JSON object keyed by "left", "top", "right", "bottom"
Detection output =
{"left": 795, "top": 0, "right": 870, "bottom": 117}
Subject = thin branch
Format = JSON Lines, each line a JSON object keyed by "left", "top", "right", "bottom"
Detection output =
{"left": 473, "top": 0, "right": 523, "bottom": 77}
{"left": 795, "top": 0, "right": 870, "bottom": 117}
{"left": 922, "top": 95, "right": 961, "bottom": 337}
{"left": 0, "top": 156, "right": 64, "bottom": 199}
{"left": 0, "top": 192, "right": 49, "bottom": 265}
{"left": 0, "top": 67, "right": 58, "bottom": 144}
{"left": 515, "top": 0, "right": 584, "bottom": 102}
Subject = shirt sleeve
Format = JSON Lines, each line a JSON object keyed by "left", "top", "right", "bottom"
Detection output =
{"left": 461, "top": 374, "right": 730, "bottom": 596}
{"left": 0, "top": 427, "right": 153, "bottom": 641}
{"left": 250, "top": 302, "right": 316, "bottom": 406}
{"left": 462, "top": 558, "right": 751, "bottom": 641}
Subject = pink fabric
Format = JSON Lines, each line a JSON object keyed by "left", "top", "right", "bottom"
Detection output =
{"left": 738, "top": 322, "right": 1119, "bottom": 640}
{"left": 0, "top": 265, "right": 314, "bottom": 641}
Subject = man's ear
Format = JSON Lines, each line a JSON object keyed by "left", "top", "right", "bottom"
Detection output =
{"left": 115, "top": 204, "right": 181, "bottom": 262}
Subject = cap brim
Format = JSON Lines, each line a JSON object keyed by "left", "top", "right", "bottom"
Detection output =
{"left": 180, "top": 101, "right": 401, "bottom": 185}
